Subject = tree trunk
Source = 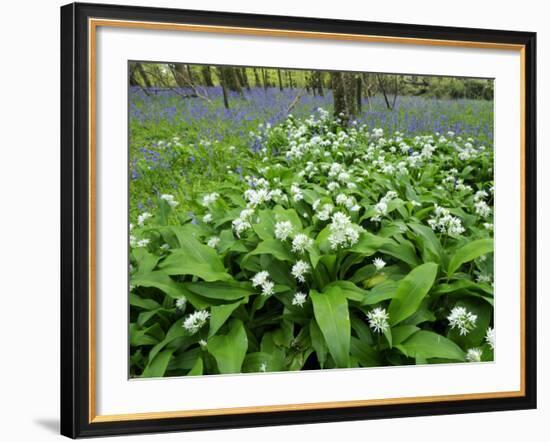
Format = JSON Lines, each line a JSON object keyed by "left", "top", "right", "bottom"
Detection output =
{"left": 331, "top": 72, "right": 358, "bottom": 125}
{"left": 240, "top": 68, "right": 250, "bottom": 90}
{"left": 253, "top": 69, "right": 261, "bottom": 88}
{"left": 216, "top": 67, "right": 230, "bottom": 109}
{"left": 200, "top": 66, "right": 214, "bottom": 87}
{"left": 277, "top": 69, "right": 283, "bottom": 91}
{"left": 135, "top": 63, "right": 152, "bottom": 88}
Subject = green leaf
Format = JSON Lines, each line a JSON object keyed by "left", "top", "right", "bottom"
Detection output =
{"left": 323, "top": 280, "right": 367, "bottom": 302}
{"left": 209, "top": 300, "right": 244, "bottom": 337}
{"left": 207, "top": 319, "right": 248, "bottom": 373}
{"left": 408, "top": 222, "right": 444, "bottom": 264}
{"left": 131, "top": 271, "right": 209, "bottom": 309}
{"left": 362, "top": 281, "right": 398, "bottom": 305}
{"left": 246, "top": 239, "right": 294, "bottom": 262}
{"left": 310, "top": 287, "right": 351, "bottom": 368}
{"left": 309, "top": 320, "right": 327, "bottom": 369}
{"left": 396, "top": 330, "right": 465, "bottom": 361}
{"left": 185, "top": 281, "right": 254, "bottom": 301}
{"left": 391, "top": 325, "right": 420, "bottom": 345}
{"left": 349, "top": 232, "right": 392, "bottom": 255}
{"left": 379, "top": 239, "right": 420, "bottom": 268}
{"left": 141, "top": 348, "right": 174, "bottom": 378}
{"left": 188, "top": 356, "right": 203, "bottom": 376}
{"left": 129, "top": 293, "right": 161, "bottom": 310}
{"left": 159, "top": 236, "right": 232, "bottom": 281}
{"left": 447, "top": 239, "right": 494, "bottom": 276}
{"left": 388, "top": 262, "right": 438, "bottom": 325}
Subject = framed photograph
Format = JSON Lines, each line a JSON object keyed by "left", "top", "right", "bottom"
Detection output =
{"left": 60, "top": 2, "right": 537, "bottom": 438}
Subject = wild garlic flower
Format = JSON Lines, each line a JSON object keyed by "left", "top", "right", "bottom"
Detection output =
{"left": 251, "top": 271, "right": 274, "bottom": 296}
{"left": 183, "top": 310, "right": 210, "bottom": 334}
{"left": 259, "top": 362, "right": 268, "bottom": 372}
{"left": 373, "top": 257, "right": 386, "bottom": 271}
{"left": 232, "top": 217, "right": 251, "bottom": 237}
{"left": 372, "top": 191, "right": 398, "bottom": 222}
{"left": 137, "top": 212, "right": 152, "bottom": 226}
{"left": 427, "top": 205, "right": 465, "bottom": 237}
{"left": 251, "top": 271, "right": 270, "bottom": 288}
{"left": 474, "top": 200, "right": 492, "bottom": 218}
{"left": 207, "top": 236, "right": 220, "bottom": 249}
{"left": 290, "top": 183, "right": 304, "bottom": 202}
{"left": 291, "top": 260, "right": 311, "bottom": 283}
{"left": 175, "top": 296, "right": 187, "bottom": 311}
{"left": 447, "top": 306, "right": 477, "bottom": 335}
{"left": 466, "top": 348, "right": 483, "bottom": 362}
{"left": 202, "top": 213, "right": 213, "bottom": 223}
{"left": 160, "top": 194, "right": 179, "bottom": 208}
{"left": 328, "top": 212, "right": 362, "bottom": 250}
{"left": 199, "top": 339, "right": 208, "bottom": 348}
{"left": 291, "top": 234, "right": 313, "bottom": 254}
{"left": 292, "top": 291, "right": 307, "bottom": 307}
{"left": 274, "top": 221, "right": 293, "bottom": 241}
{"left": 366, "top": 307, "right": 390, "bottom": 333}
{"left": 244, "top": 188, "right": 272, "bottom": 207}
{"left": 476, "top": 274, "right": 492, "bottom": 284}
{"left": 201, "top": 192, "right": 219, "bottom": 207}
{"left": 485, "top": 327, "right": 495, "bottom": 350}
{"left": 316, "top": 203, "right": 334, "bottom": 221}
{"left": 474, "top": 190, "right": 488, "bottom": 202}
{"left": 136, "top": 238, "right": 150, "bottom": 248}
{"left": 327, "top": 181, "right": 340, "bottom": 191}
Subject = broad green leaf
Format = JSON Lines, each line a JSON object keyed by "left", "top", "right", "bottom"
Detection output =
{"left": 350, "top": 337, "right": 379, "bottom": 367}
{"left": 408, "top": 222, "right": 443, "bottom": 263}
{"left": 309, "top": 320, "right": 327, "bottom": 368}
{"left": 396, "top": 330, "right": 465, "bottom": 361}
{"left": 208, "top": 319, "right": 248, "bottom": 373}
{"left": 447, "top": 239, "right": 494, "bottom": 276}
{"left": 349, "top": 232, "right": 392, "bottom": 255}
{"left": 132, "top": 248, "right": 160, "bottom": 274}
{"left": 391, "top": 325, "right": 420, "bottom": 345}
{"left": 323, "top": 280, "right": 367, "bottom": 302}
{"left": 380, "top": 239, "right": 420, "bottom": 268}
{"left": 245, "top": 239, "right": 294, "bottom": 262}
{"left": 141, "top": 348, "right": 174, "bottom": 378}
{"left": 131, "top": 271, "right": 209, "bottom": 309}
{"left": 188, "top": 356, "right": 203, "bottom": 376}
{"left": 185, "top": 281, "right": 254, "bottom": 301}
{"left": 310, "top": 287, "right": 351, "bottom": 368}
{"left": 129, "top": 293, "right": 161, "bottom": 310}
{"left": 159, "top": 235, "right": 232, "bottom": 281}
{"left": 252, "top": 210, "right": 276, "bottom": 241}
{"left": 209, "top": 300, "right": 244, "bottom": 337}
{"left": 388, "top": 262, "right": 438, "bottom": 325}
{"left": 362, "top": 280, "right": 398, "bottom": 305}
{"left": 433, "top": 279, "right": 493, "bottom": 296}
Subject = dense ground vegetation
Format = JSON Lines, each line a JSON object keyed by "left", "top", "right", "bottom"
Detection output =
{"left": 129, "top": 68, "right": 494, "bottom": 378}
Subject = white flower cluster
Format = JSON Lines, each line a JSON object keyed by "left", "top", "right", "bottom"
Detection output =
{"left": 251, "top": 271, "right": 275, "bottom": 296}
{"left": 232, "top": 208, "right": 254, "bottom": 237}
{"left": 366, "top": 307, "right": 390, "bottom": 333}
{"left": 175, "top": 296, "right": 187, "bottom": 311}
{"left": 427, "top": 205, "right": 465, "bottom": 237}
{"left": 207, "top": 236, "right": 220, "bottom": 249}
{"left": 291, "top": 233, "right": 313, "bottom": 254}
{"left": 291, "top": 260, "right": 311, "bottom": 283}
{"left": 466, "top": 347, "right": 483, "bottom": 362}
{"left": 372, "top": 191, "right": 398, "bottom": 222}
{"left": 201, "top": 192, "right": 219, "bottom": 207}
{"left": 160, "top": 194, "right": 178, "bottom": 208}
{"left": 292, "top": 291, "right": 308, "bottom": 307}
{"left": 485, "top": 327, "right": 495, "bottom": 350}
{"left": 183, "top": 310, "right": 210, "bottom": 334}
{"left": 274, "top": 221, "right": 293, "bottom": 241}
{"left": 447, "top": 306, "right": 477, "bottom": 335}
{"left": 373, "top": 257, "right": 386, "bottom": 271}
{"left": 327, "top": 212, "right": 362, "bottom": 250}
{"left": 137, "top": 212, "right": 152, "bottom": 226}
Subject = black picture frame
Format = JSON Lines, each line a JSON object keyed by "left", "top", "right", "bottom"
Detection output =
{"left": 61, "top": 2, "right": 537, "bottom": 438}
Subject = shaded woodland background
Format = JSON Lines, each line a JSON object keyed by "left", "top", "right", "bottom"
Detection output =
{"left": 130, "top": 62, "right": 493, "bottom": 124}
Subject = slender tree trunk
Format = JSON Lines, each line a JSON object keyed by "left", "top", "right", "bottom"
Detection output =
{"left": 262, "top": 68, "right": 268, "bottom": 90}
{"left": 356, "top": 75, "right": 362, "bottom": 113}
{"left": 331, "top": 72, "right": 358, "bottom": 125}
{"left": 253, "top": 69, "right": 261, "bottom": 88}
{"left": 135, "top": 63, "right": 152, "bottom": 88}
{"left": 240, "top": 68, "right": 250, "bottom": 90}
{"left": 200, "top": 66, "right": 214, "bottom": 87}
{"left": 216, "top": 67, "right": 230, "bottom": 109}
{"left": 277, "top": 69, "right": 283, "bottom": 91}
